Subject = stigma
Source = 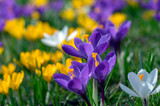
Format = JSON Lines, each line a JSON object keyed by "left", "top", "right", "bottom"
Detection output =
{"left": 92, "top": 53, "right": 99, "bottom": 67}
{"left": 68, "top": 68, "right": 75, "bottom": 79}
{"left": 138, "top": 74, "right": 144, "bottom": 82}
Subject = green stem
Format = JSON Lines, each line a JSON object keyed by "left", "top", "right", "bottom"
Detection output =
{"left": 92, "top": 79, "right": 98, "bottom": 106}
{"left": 117, "top": 52, "right": 125, "bottom": 82}
{"left": 18, "top": 89, "right": 22, "bottom": 106}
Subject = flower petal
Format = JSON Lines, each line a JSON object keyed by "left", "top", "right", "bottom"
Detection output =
{"left": 151, "top": 84, "right": 160, "bottom": 95}
{"left": 128, "top": 72, "right": 142, "bottom": 95}
{"left": 74, "top": 37, "right": 83, "bottom": 50}
{"left": 88, "top": 31, "right": 103, "bottom": 48}
{"left": 137, "top": 69, "right": 149, "bottom": 82}
{"left": 147, "top": 68, "right": 158, "bottom": 87}
{"left": 71, "top": 61, "right": 86, "bottom": 71}
{"left": 41, "top": 38, "right": 60, "bottom": 47}
{"left": 68, "top": 77, "right": 83, "bottom": 95}
{"left": 67, "top": 30, "right": 78, "bottom": 41}
{"left": 94, "top": 42, "right": 109, "bottom": 55}
{"left": 120, "top": 84, "right": 139, "bottom": 97}
{"left": 62, "top": 45, "right": 85, "bottom": 58}
{"left": 53, "top": 73, "right": 70, "bottom": 89}
{"left": 139, "top": 82, "right": 154, "bottom": 98}
{"left": 79, "top": 43, "right": 94, "bottom": 58}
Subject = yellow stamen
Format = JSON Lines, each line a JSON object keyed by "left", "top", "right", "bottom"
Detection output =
{"left": 83, "top": 34, "right": 89, "bottom": 43}
{"left": 68, "top": 68, "right": 75, "bottom": 79}
{"left": 92, "top": 53, "right": 99, "bottom": 67}
{"left": 138, "top": 74, "right": 144, "bottom": 82}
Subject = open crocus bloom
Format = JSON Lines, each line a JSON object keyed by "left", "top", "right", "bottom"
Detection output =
{"left": 120, "top": 68, "right": 160, "bottom": 99}
{"left": 41, "top": 26, "right": 78, "bottom": 47}
{"left": 62, "top": 31, "right": 110, "bottom": 59}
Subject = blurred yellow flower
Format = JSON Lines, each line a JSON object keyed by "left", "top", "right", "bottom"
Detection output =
{"left": 51, "top": 51, "right": 63, "bottom": 63}
{"left": 109, "top": 13, "right": 127, "bottom": 29}
{"left": 72, "top": 0, "right": 95, "bottom": 8}
{"left": 10, "top": 71, "right": 24, "bottom": 91}
{"left": 60, "top": 8, "right": 75, "bottom": 21}
{"left": 0, "top": 74, "right": 10, "bottom": 95}
{"left": 126, "top": 0, "right": 138, "bottom": 6}
{"left": 31, "top": 0, "right": 48, "bottom": 7}
{"left": 56, "top": 58, "right": 73, "bottom": 75}
{"left": 0, "top": 47, "right": 4, "bottom": 55}
{"left": 36, "top": 64, "right": 57, "bottom": 82}
{"left": 0, "top": 63, "right": 16, "bottom": 75}
{"left": 4, "top": 18, "right": 26, "bottom": 39}
{"left": 77, "top": 13, "right": 98, "bottom": 32}
{"left": 25, "top": 21, "right": 56, "bottom": 41}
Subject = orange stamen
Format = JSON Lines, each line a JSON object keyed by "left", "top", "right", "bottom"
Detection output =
{"left": 94, "top": 7, "right": 100, "bottom": 13}
{"left": 83, "top": 34, "right": 89, "bottom": 43}
{"left": 99, "top": 24, "right": 104, "bottom": 29}
{"left": 68, "top": 68, "right": 75, "bottom": 79}
{"left": 92, "top": 53, "right": 99, "bottom": 67}
{"left": 138, "top": 74, "right": 144, "bottom": 82}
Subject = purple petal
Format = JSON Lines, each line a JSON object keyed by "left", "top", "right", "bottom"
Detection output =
{"left": 94, "top": 42, "right": 109, "bottom": 55}
{"left": 79, "top": 43, "right": 94, "bottom": 58}
{"left": 88, "top": 31, "right": 103, "bottom": 48}
{"left": 71, "top": 61, "right": 87, "bottom": 71}
{"left": 53, "top": 73, "right": 70, "bottom": 89}
{"left": 116, "top": 21, "right": 131, "bottom": 41}
{"left": 74, "top": 37, "right": 83, "bottom": 50}
{"left": 69, "top": 65, "right": 80, "bottom": 77}
{"left": 62, "top": 45, "right": 85, "bottom": 58}
{"left": 93, "top": 61, "right": 109, "bottom": 81}
{"left": 104, "top": 51, "right": 117, "bottom": 73}
{"left": 68, "top": 77, "right": 83, "bottom": 95}
{"left": 97, "top": 34, "right": 111, "bottom": 45}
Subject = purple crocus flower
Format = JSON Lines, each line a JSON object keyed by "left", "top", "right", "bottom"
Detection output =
{"left": 155, "top": 0, "right": 160, "bottom": 21}
{"left": 89, "top": 0, "right": 126, "bottom": 23}
{"left": 62, "top": 31, "right": 110, "bottom": 59}
{"left": 0, "top": 19, "right": 5, "bottom": 32}
{"left": 50, "top": 0, "right": 64, "bottom": 11}
{"left": 95, "top": 21, "right": 131, "bottom": 53}
{"left": 0, "top": 42, "right": 2, "bottom": 47}
{"left": 53, "top": 61, "right": 91, "bottom": 106}
{"left": 22, "top": 5, "right": 35, "bottom": 17}
{"left": 88, "top": 51, "right": 116, "bottom": 106}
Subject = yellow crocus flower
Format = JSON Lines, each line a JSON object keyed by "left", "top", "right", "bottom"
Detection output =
{"left": 10, "top": 71, "right": 24, "bottom": 91}
{"left": 36, "top": 64, "right": 57, "bottom": 82}
{"left": 0, "top": 74, "right": 10, "bottom": 95}
{"left": 0, "top": 63, "right": 16, "bottom": 75}
{"left": 109, "top": 13, "right": 127, "bottom": 29}
{"left": 56, "top": 58, "right": 73, "bottom": 75}
{"left": 4, "top": 18, "right": 26, "bottom": 39}
{"left": 31, "top": 0, "right": 48, "bottom": 7}
{"left": 60, "top": 8, "right": 75, "bottom": 21}
{"left": 0, "top": 46, "right": 4, "bottom": 55}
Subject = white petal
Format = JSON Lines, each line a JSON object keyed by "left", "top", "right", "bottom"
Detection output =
{"left": 128, "top": 72, "right": 142, "bottom": 95}
{"left": 120, "top": 84, "right": 139, "bottom": 97}
{"left": 139, "top": 82, "right": 154, "bottom": 98}
{"left": 43, "top": 33, "right": 53, "bottom": 38}
{"left": 66, "top": 30, "right": 78, "bottom": 41}
{"left": 146, "top": 68, "right": 158, "bottom": 87}
{"left": 41, "top": 39, "right": 60, "bottom": 47}
{"left": 151, "top": 84, "right": 160, "bottom": 95}
{"left": 137, "top": 69, "right": 149, "bottom": 81}
{"left": 61, "top": 26, "right": 68, "bottom": 38}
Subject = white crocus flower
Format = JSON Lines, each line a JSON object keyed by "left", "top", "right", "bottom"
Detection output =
{"left": 120, "top": 68, "right": 160, "bottom": 105}
{"left": 41, "top": 26, "right": 78, "bottom": 47}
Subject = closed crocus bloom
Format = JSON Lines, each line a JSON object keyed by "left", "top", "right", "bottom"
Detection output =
{"left": 53, "top": 61, "right": 91, "bottom": 106}
{"left": 120, "top": 69, "right": 160, "bottom": 105}
{"left": 0, "top": 74, "right": 10, "bottom": 95}
{"left": 10, "top": 71, "right": 24, "bottom": 91}
{"left": 1, "top": 63, "right": 16, "bottom": 75}
{"left": 42, "top": 64, "right": 57, "bottom": 82}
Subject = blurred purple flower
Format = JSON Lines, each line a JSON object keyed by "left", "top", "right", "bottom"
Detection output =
{"left": 0, "top": 19, "right": 5, "bottom": 32}
{"left": 50, "top": 0, "right": 64, "bottom": 11}
{"left": 53, "top": 61, "right": 91, "bottom": 106}
{"left": 89, "top": 0, "right": 126, "bottom": 23}
{"left": 0, "top": 42, "right": 2, "bottom": 47}
{"left": 95, "top": 21, "right": 131, "bottom": 53}
{"left": 22, "top": 5, "right": 35, "bottom": 17}
{"left": 62, "top": 31, "right": 110, "bottom": 59}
